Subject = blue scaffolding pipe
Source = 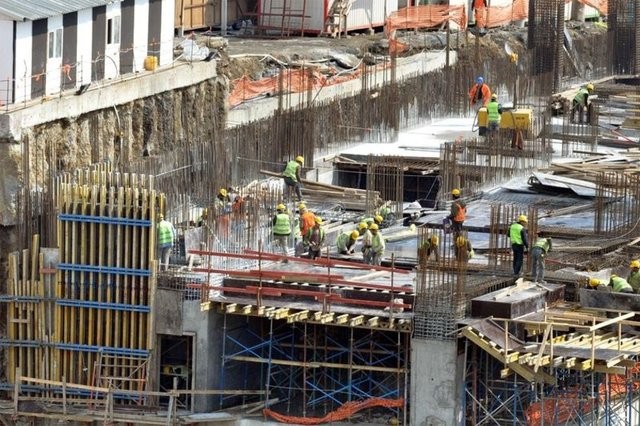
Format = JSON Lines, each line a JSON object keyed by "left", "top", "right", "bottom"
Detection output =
{"left": 0, "top": 382, "right": 144, "bottom": 401}
{"left": 0, "top": 295, "right": 43, "bottom": 303}
{"left": 55, "top": 299, "right": 150, "bottom": 313}
{"left": 58, "top": 213, "right": 152, "bottom": 227}
{"left": 58, "top": 263, "right": 151, "bottom": 277}
{"left": 0, "top": 339, "right": 148, "bottom": 357}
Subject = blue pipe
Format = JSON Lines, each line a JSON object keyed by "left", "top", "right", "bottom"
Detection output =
{"left": 58, "top": 263, "right": 151, "bottom": 277}
{"left": 58, "top": 213, "right": 152, "bottom": 227}
{"left": 55, "top": 299, "right": 150, "bottom": 313}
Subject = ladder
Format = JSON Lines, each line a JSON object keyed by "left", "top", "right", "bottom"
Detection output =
{"left": 324, "top": 0, "right": 354, "bottom": 38}
{"left": 91, "top": 352, "right": 149, "bottom": 406}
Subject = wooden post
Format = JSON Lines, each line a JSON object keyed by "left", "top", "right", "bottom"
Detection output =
{"left": 13, "top": 367, "right": 21, "bottom": 417}
{"left": 62, "top": 375, "right": 67, "bottom": 415}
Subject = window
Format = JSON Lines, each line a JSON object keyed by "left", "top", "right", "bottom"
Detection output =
{"left": 48, "top": 28, "right": 62, "bottom": 59}
{"left": 107, "top": 16, "right": 121, "bottom": 44}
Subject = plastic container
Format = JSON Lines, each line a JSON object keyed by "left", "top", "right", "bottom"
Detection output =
{"left": 144, "top": 56, "right": 158, "bottom": 71}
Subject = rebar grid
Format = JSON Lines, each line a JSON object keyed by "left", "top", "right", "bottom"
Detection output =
{"left": 487, "top": 204, "right": 538, "bottom": 275}
{"left": 528, "top": 0, "right": 565, "bottom": 93}
{"left": 365, "top": 156, "right": 404, "bottom": 218}
{"left": 594, "top": 172, "right": 640, "bottom": 236}
{"left": 609, "top": 0, "right": 640, "bottom": 74}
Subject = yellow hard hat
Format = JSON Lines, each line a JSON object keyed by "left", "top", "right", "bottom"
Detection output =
{"left": 219, "top": 188, "right": 228, "bottom": 197}
{"left": 369, "top": 223, "right": 379, "bottom": 231}
{"left": 350, "top": 231, "right": 360, "bottom": 240}
{"left": 298, "top": 202, "right": 306, "bottom": 210}
{"left": 586, "top": 83, "right": 594, "bottom": 92}
{"left": 430, "top": 235, "right": 439, "bottom": 245}
{"left": 295, "top": 155, "right": 304, "bottom": 165}
{"left": 589, "top": 278, "right": 601, "bottom": 287}
{"left": 611, "top": 274, "right": 618, "bottom": 279}
{"left": 451, "top": 188, "right": 461, "bottom": 197}
{"left": 202, "top": 208, "right": 208, "bottom": 217}
{"left": 630, "top": 260, "right": 640, "bottom": 269}
{"left": 491, "top": 93, "right": 497, "bottom": 100}
{"left": 358, "top": 222, "right": 368, "bottom": 230}
{"left": 315, "top": 217, "right": 323, "bottom": 224}
{"left": 277, "top": 203, "right": 286, "bottom": 211}
{"left": 518, "top": 215, "right": 528, "bottom": 223}
{"left": 374, "top": 215, "right": 383, "bottom": 224}
{"left": 456, "top": 236, "right": 467, "bottom": 247}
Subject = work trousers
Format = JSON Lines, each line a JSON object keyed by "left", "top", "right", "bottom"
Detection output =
{"left": 531, "top": 246, "right": 546, "bottom": 282}
{"left": 371, "top": 251, "right": 383, "bottom": 266}
{"left": 273, "top": 234, "right": 289, "bottom": 257}
{"left": 451, "top": 220, "right": 464, "bottom": 237}
{"left": 159, "top": 245, "right": 173, "bottom": 271}
{"left": 284, "top": 176, "right": 303, "bottom": 201}
{"left": 512, "top": 243, "right": 525, "bottom": 276}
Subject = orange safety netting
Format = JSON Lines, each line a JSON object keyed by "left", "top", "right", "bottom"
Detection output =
{"left": 229, "top": 67, "right": 363, "bottom": 107}
{"left": 475, "top": 0, "right": 528, "bottom": 29}
{"left": 385, "top": 5, "right": 467, "bottom": 35}
{"left": 525, "top": 389, "right": 596, "bottom": 426}
{"left": 263, "top": 398, "right": 404, "bottom": 425}
{"left": 576, "top": 0, "right": 608, "bottom": 16}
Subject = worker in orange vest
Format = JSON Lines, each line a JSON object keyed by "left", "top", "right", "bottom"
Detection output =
{"left": 448, "top": 188, "right": 467, "bottom": 237}
{"left": 473, "top": 0, "right": 488, "bottom": 30}
{"left": 469, "top": 76, "right": 492, "bottom": 108}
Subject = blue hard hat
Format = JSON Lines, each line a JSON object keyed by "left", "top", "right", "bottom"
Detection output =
{"left": 476, "top": 76, "right": 484, "bottom": 84}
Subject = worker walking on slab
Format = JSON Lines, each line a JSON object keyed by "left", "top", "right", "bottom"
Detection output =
{"left": 157, "top": 214, "right": 176, "bottom": 271}
{"left": 571, "top": 83, "right": 595, "bottom": 124}
{"left": 628, "top": 260, "right": 640, "bottom": 293}
{"left": 448, "top": 189, "right": 467, "bottom": 237}
{"left": 369, "top": 223, "right": 386, "bottom": 266}
{"left": 306, "top": 217, "right": 326, "bottom": 260}
{"left": 531, "top": 231, "right": 552, "bottom": 284}
{"left": 472, "top": 0, "right": 488, "bottom": 31}
{"left": 282, "top": 156, "right": 304, "bottom": 202}
{"left": 509, "top": 215, "right": 529, "bottom": 276}
{"left": 469, "top": 76, "right": 491, "bottom": 109}
{"left": 272, "top": 203, "right": 292, "bottom": 260}
{"left": 454, "top": 235, "right": 474, "bottom": 263}
{"left": 486, "top": 94, "right": 503, "bottom": 141}
{"left": 336, "top": 230, "right": 359, "bottom": 255}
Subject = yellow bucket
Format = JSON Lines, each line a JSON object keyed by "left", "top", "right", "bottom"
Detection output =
{"left": 144, "top": 56, "right": 158, "bottom": 71}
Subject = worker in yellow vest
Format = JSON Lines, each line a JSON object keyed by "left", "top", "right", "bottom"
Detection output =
{"left": 369, "top": 223, "right": 385, "bottom": 266}
{"left": 157, "top": 214, "right": 176, "bottom": 271}
{"left": 531, "top": 231, "right": 552, "bottom": 284}
{"left": 628, "top": 260, "right": 640, "bottom": 293}
{"left": 336, "top": 230, "right": 359, "bottom": 255}
{"left": 272, "top": 204, "right": 291, "bottom": 260}
{"left": 509, "top": 215, "right": 529, "bottom": 276}
{"left": 282, "top": 156, "right": 304, "bottom": 202}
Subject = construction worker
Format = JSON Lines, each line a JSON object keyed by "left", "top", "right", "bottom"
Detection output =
{"left": 357, "top": 222, "right": 369, "bottom": 237}
{"left": 486, "top": 93, "right": 503, "bottom": 138}
{"left": 306, "top": 217, "right": 325, "bottom": 260}
{"left": 448, "top": 189, "right": 466, "bottom": 237}
{"left": 469, "top": 76, "right": 491, "bottom": 109}
{"left": 628, "top": 260, "right": 640, "bottom": 293}
{"left": 230, "top": 194, "right": 246, "bottom": 235}
{"left": 157, "top": 214, "right": 176, "bottom": 271}
{"left": 298, "top": 203, "right": 316, "bottom": 254}
{"left": 361, "top": 222, "right": 374, "bottom": 264}
{"left": 282, "top": 156, "right": 304, "bottom": 202}
{"left": 369, "top": 223, "right": 385, "bottom": 266}
{"left": 509, "top": 215, "right": 529, "bottom": 276}
{"left": 364, "top": 215, "right": 384, "bottom": 229}
{"left": 196, "top": 208, "right": 208, "bottom": 228}
{"left": 571, "top": 83, "right": 595, "bottom": 124}
{"left": 531, "top": 232, "right": 552, "bottom": 284}
{"left": 608, "top": 274, "right": 634, "bottom": 293}
{"left": 272, "top": 204, "right": 291, "bottom": 260}
{"left": 418, "top": 234, "right": 440, "bottom": 263}
{"left": 336, "top": 230, "right": 360, "bottom": 255}
{"left": 472, "top": 0, "right": 488, "bottom": 31}
{"left": 214, "top": 188, "right": 232, "bottom": 238}
{"left": 454, "top": 235, "right": 474, "bottom": 263}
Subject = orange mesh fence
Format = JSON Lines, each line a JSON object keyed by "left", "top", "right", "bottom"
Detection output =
{"left": 385, "top": 5, "right": 466, "bottom": 35}
{"left": 576, "top": 0, "right": 607, "bottom": 15}
{"left": 389, "top": 38, "right": 409, "bottom": 56}
{"left": 263, "top": 398, "right": 404, "bottom": 425}
{"left": 476, "top": 0, "right": 528, "bottom": 29}
{"left": 525, "top": 389, "right": 596, "bottom": 426}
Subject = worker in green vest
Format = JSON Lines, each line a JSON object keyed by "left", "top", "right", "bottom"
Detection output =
{"left": 336, "top": 230, "right": 359, "bottom": 255}
{"left": 531, "top": 231, "right": 552, "bottom": 284}
{"left": 157, "top": 214, "right": 176, "bottom": 271}
{"left": 454, "top": 235, "right": 474, "bottom": 263}
{"left": 282, "top": 156, "right": 304, "bottom": 202}
{"left": 608, "top": 274, "right": 633, "bottom": 293}
{"left": 628, "top": 260, "right": 640, "bottom": 293}
{"left": 509, "top": 215, "right": 529, "bottom": 276}
{"left": 306, "top": 217, "right": 325, "bottom": 260}
{"left": 486, "top": 93, "right": 503, "bottom": 139}
{"left": 571, "top": 83, "right": 594, "bottom": 124}
{"left": 419, "top": 234, "right": 440, "bottom": 263}
{"left": 369, "top": 223, "right": 385, "bottom": 266}
{"left": 272, "top": 203, "right": 291, "bottom": 260}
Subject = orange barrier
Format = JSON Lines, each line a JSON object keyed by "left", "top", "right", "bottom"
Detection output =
{"left": 525, "top": 389, "right": 595, "bottom": 425}
{"left": 476, "top": 0, "right": 528, "bottom": 29}
{"left": 385, "top": 5, "right": 467, "bottom": 35}
{"left": 263, "top": 398, "right": 404, "bottom": 425}
{"left": 576, "top": 0, "right": 607, "bottom": 16}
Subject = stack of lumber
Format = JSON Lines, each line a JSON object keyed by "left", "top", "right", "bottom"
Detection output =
{"left": 543, "top": 150, "right": 640, "bottom": 183}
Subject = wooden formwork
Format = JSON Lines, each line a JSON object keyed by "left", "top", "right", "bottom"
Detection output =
{"left": 4, "top": 166, "right": 162, "bottom": 401}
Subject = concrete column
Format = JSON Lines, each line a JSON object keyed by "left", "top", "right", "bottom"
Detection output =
{"left": 221, "top": 0, "right": 228, "bottom": 36}
{"left": 571, "top": 0, "right": 585, "bottom": 21}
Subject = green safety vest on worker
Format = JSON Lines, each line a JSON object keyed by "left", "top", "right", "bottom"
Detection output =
{"left": 372, "top": 232, "right": 385, "bottom": 253}
{"left": 336, "top": 232, "right": 355, "bottom": 252}
{"left": 157, "top": 220, "right": 174, "bottom": 247}
{"left": 610, "top": 276, "right": 632, "bottom": 293}
{"left": 282, "top": 160, "right": 299, "bottom": 181}
{"left": 574, "top": 87, "right": 589, "bottom": 106}
{"left": 628, "top": 271, "right": 640, "bottom": 293}
{"left": 306, "top": 227, "right": 325, "bottom": 244}
{"left": 533, "top": 238, "right": 551, "bottom": 253}
{"left": 509, "top": 223, "right": 524, "bottom": 245}
{"left": 487, "top": 100, "right": 501, "bottom": 123}
{"left": 273, "top": 213, "right": 291, "bottom": 236}
{"left": 292, "top": 215, "right": 301, "bottom": 239}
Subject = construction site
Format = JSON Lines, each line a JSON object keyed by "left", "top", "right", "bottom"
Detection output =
{"left": 0, "top": 0, "right": 640, "bottom": 424}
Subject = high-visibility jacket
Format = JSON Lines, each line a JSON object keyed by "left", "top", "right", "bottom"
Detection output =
{"left": 292, "top": 215, "right": 301, "bottom": 239}
{"left": 306, "top": 227, "right": 325, "bottom": 245}
{"left": 509, "top": 222, "right": 526, "bottom": 246}
{"left": 336, "top": 232, "right": 355, "bottom": 252}
{"left": 451, "top": 201, "right": 466, "bottom": 223}
{"left": 282, "top": 160, "right": 299, "bottom": 181}
{"left": 469, "top": 83, "right": 491, "bottom": 106}
{"left": 573, "top": 87, "right": 589, "bottom": 107}
{"left": 533, "top": 238, "right": 551, "bottom": 253}
{"left": 628, "top": 271, "right": 640, "bottom": 293}
{"left": 362, "top": 230, "right": 373, "bottom": 247}
{"left": 610, "top": 276, "right": 633, "bottom": 293}
{"left": 487, "top": 100, "right": 501, "bottom": 123}
{"left": 300, "top": 211, "right": 316, "bottom": 236}
{"left": 372, "top": 232, "right": 385, "bottom": 254}
{"left": 473, "top": 0, "right": 487, "bottom": 8}
{"left": 157, "top": 220, "right": 175, "bottom": 247}
{"left": 273, "top": 213, "right": 291, "bottom": 236}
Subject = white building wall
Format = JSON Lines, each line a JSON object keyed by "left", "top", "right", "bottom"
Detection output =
{"left": 133, "top": 0, "right": 150, "bottom": 73}
{"left": 0, "top": 20, "right": 13, "bottom": 105}
{"left": 76, "top": 9, "right": 93, "bottom": 86}
{"left": 13, "top": 21, "right": 32, "bottom": 104}
{"left": 46, "top": 15, "right": 63, "bottom": 96}
{"left": 105, "top": 2, "right": 122, "bottom": 79}
{"left": 159, "top": 0, "right": 175, "bottom": 65}
{"left": 259, "top": 0, "right": 325, "bottom": 33}
{"left": 345, "top": 0, "right": 398, "bottom": 30}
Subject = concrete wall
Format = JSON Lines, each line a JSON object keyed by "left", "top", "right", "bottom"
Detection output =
{"left": 411, "top": 339, "right": 463, "bottom": 426}
{"left": 0, "top": 20, "right": 13, "bottom": 105}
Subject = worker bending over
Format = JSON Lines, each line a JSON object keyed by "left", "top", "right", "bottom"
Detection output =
{"left": 589, "top": 275, "right": 633, "bottom": 293}
{"left": 448, "top": 189, "right": 467, "bottom": 237}
{"left": 419, "top": 234, "right": 440, "bottom": 263}
{"left": 509, "top": 215, "right": 529, "bottom": 276}
{"left": 282, "top": 156, "right": 304, "bottom": 202}
{"left": 571, "top": 83, "right": 594, "bottom": 124}
{"left": 369, "top": 223, "right": 385, "bottom": 266}
{"left": 454, "top": 236, "right": 474, "bottom": 263}
{"left": 305, "top": 217, "right": 325, "bottom": 260}
{"left": 272, "top": 204, "right": 291, "bottom": 260}
{"left": 628, "top": 260, "right": 640, "bottom": 293}
{"left": 469, "top": 76, "right": 491, "bottom": 109}
{"left": 298, "top": 203, "right": 316, "bottom": 256}
{"left": 531, "top": 232, "right": 552, "bottom": 284}
{"left": 157, "top": 214, "right": 176, "bottom": 271}
{"left": 336, "top": 230, "right": 360, "bottom": 255}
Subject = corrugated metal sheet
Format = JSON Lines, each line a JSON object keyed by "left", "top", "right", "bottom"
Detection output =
{"left": 0, "top": 0, "right": 122, "bottom": 21}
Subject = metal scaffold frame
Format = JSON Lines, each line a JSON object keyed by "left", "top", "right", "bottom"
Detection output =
{"left": 218, "top": 311, "right": 410, "bottom": 422}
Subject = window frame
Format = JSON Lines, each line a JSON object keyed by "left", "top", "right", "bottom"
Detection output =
{"left": 47, "top": 28, "right": 63, "bottom": 59}
{"left": 107, "top": 15, "right": 121, "bottom": 45}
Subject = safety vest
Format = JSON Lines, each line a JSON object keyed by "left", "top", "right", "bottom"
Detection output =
{"left": 292, "top": 216, "right": 301, "bottom": 239}
{"left": 533, "top": 238, "right": 550, "bottom": 253}
{"left": 628, "top": 271, "right": 640, "bottom": 292}
{"left": 372, "top": 232, "right": 385, "bottom": 253}
{"left": 300, "top": 211, "right": 316, "bottom": 235}
{"left": 282, "top": 160, "right": 299, "bottom": 181}
{"left": 610, "top": 276, "right": 632, "bottom": 293}
{"left": 487, "top": 100, "right": 500, "bottom": 123}
{"left": 157, "top": 221, "right": 174, "bottom": 246}
{"left": 574, "top": 88, "right": 589, "bottom": 106}
{"left": 453, "top": 202, "right": 466, "bottom": 222}
{"left": 473, "top": 0, "right": 486, "bottom": 8}
{"left": 336, "top": 232, "right": 354, "bottom": 252}
{"left": 362, "top": 230, "right": 373, "bottom": 247}
{"left": 306, "top": 227, "right": 325, "bottom": 244}
{"left": 273, "top": 213, "right": 291, "bottom": 236}
{"left": 509, "top": 223, "right": 524, "bottom": 245}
